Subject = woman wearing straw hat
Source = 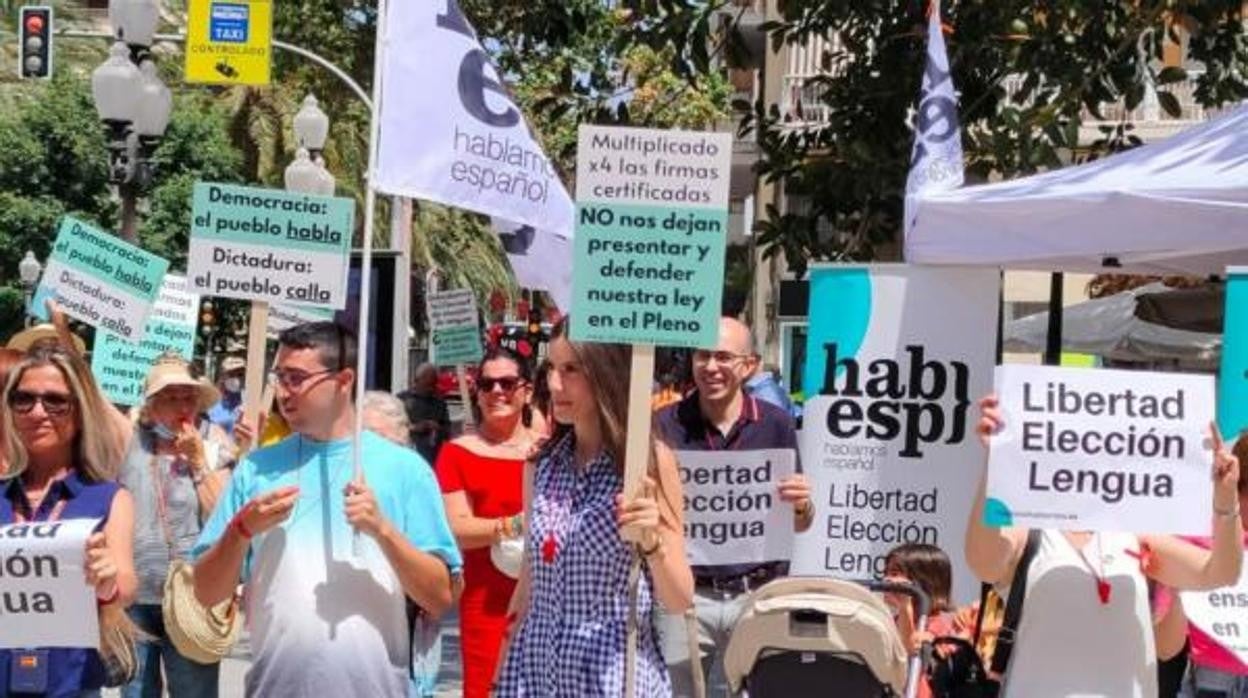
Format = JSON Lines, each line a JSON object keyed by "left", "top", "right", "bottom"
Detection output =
{"left": 118, "top": 352, "right": 233, "bottom": 698}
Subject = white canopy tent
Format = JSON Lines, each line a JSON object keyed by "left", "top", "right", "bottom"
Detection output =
{"left": 1004, "top": 283, "right": 1221, "bottom": 366}
{"left": 905, "top": 102, "right": 1248, "bottom": 275}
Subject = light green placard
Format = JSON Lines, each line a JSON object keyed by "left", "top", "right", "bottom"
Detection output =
{"left": 92, "top": 319, "right": 198, "bottom": 405}
{"left": 39, "top": 217, "right": 168, "bottom": 306}
{"left": 191, "top": 182, "right": 354, "bottom": 255}
{"left": 432, "top": 325, "right": 484, "bottom": 367}
{"left": 570, "top": 202, "right": 725, "bottom": 348}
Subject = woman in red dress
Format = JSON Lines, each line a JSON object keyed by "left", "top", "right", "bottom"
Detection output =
{"left": 436, "top": 347, "right": 537, "bottom": 698}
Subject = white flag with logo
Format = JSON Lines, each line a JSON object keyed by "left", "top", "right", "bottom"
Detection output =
{"left": 904, "top": 0, "right": 964, "bottom": 235}
{"left": 491, "top": 218, "right": 573, "bottom": 310}
{"left": 374, "top": 0, "right": 577, "bottom": 292}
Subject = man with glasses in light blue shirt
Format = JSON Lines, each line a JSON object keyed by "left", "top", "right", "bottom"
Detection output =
{"left": 192, "top": 322, "right": 462, "bottom": 698}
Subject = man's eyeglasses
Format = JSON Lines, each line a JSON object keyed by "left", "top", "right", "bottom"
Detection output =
{"left": 269, "top": 368, "right": 338, "bottom": 392}
{"left": 691, "top": 350, "right": 755, "bottom": 367}
{"left": 7, "top": 390, "right": 74, "bottom": 416}
{"left": 476, "top": 377, "right": 524, "bottom": 394}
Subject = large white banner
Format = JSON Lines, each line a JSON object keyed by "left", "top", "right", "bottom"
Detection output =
{"left": 676, "top": 450, "right": 797, "bottom": 567}
{"left": 375, "top": 1, "right": 575, "bottom": 258}
{"left": 987, "top": 365, "right": 1214, "bottom": 534}
{"left": 1183, "top": 570, "right": 1248, "bottom": 672}
{"left": 792, "top": 265, "right": 999, "bottom": 602}
{"left": 0, "top": 519, "right": 102, "bottom": 649}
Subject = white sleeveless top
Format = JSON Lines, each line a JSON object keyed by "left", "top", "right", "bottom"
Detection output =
{"left": 1002, "top": 530, "right": 1157, "bottom": 698}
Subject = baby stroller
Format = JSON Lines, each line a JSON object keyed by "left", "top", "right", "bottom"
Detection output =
{"left": 724, "top": 577, "right": 930, "bottom": 698}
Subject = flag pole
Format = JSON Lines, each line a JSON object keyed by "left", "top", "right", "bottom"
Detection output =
{"left": 352, "top": 0, "right": 390, "bottom": 555}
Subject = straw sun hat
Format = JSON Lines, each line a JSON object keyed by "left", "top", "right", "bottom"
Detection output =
{"left": 143, "top": 352, "right": 220, "bottom": 412}
{"left": 6, "top": 323, "right": 87, "bottom": 354}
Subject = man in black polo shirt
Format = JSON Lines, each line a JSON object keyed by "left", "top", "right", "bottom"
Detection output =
{"left": 656, "top": 317, "right": 813, "bottom": 697}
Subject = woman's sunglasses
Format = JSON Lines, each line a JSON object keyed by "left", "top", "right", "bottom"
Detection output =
{"left": 476, "top": 377, "right": 524, "bottom": 394}
{"left": 7, "top": 390, "right": 74, "bottom": 416}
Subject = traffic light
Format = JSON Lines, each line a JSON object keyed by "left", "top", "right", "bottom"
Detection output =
{"left": 199, "top": 300, "right": 216, "bottom": 337}
{"left": 18, "top": 6, "right": 53, "bottom": 80}
{"left": 526, "top": 308, "right": 544, "bottom": 353}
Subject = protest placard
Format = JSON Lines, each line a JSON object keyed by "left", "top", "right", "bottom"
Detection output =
{"left": 92, "top": 275, "right": 199, "bottom": 406}
{"left": 185, "top": 0, "right": 272, "bottom": 86}
{"left": 986, "top": 364, "right": 1214, "bottom": 535}
{"left": 31, "top": 217, "right": 169, "bottom": 343}
{"left": 1183, "top": 572, "right": 1248, "bottom": 671}
{"left": 0, "top": 518, "right": 101, "bottom": 649}
{"left": 266, "top": 303, "right": 336, "bottom": 340}
{"left": 568, "top": 125, "right": 733, "bottom": 515}
{"left": 428, "top": 288, "right": 483, "bottom": 367}
{"left": 676, "top": 450, "right": 796, "bottom": 567}
{"left": 791, "top": 265, "right": 998, "bottom": 601}
{"left": 187, "top": 182, "right": 354, "bottom": 309}
{"left": 570, "top": 126, "right": 731, "bottom": 349}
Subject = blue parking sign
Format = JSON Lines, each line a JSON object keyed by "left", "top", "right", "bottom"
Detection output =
{"left": 209, "top": 2, "right": 249, "bottom": 43}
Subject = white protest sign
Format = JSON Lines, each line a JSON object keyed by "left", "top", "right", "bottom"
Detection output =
{"left": 792, "top": 265, "right": 999, "bottom": 602}
{"left": 569, "top": 125, "right": 731, "bottom": 349}
{"left": 677, "top": 450, "right": 797, "bottom": 567}
{"left": 0, "top": 518, "right": 101, "bottom": 649}
{"left": 266, "top": 303, "right": 336, "bottom": 340}
{"left": 428, "top": 288, "right": 483, "bottom": 367}
{"left": 987, "top": 364, "right": 1214, "bottom": 534}
{"left": 187, "top": 182, "right": 354, "bottom": 308}
{"left": 1183, "top": 572, "right": 1248, "bottom": 670}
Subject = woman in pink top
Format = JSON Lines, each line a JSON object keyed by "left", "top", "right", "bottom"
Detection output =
{"left": 1176, "top": 435, "right": 1248, "bottom": 697}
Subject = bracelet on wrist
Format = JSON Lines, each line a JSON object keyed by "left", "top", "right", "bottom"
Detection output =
{"left": 510, "top": 514, "right": 524, "bottom": 538}
{"left": 639, "top": 534, "right": 664, "bottom": 558}
{"left": 231, "top": 513, "right": 254, "bottom": 541}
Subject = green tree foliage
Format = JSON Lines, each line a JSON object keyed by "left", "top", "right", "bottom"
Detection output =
{"left": 599, "top": 1, "right": 1248, "bottom": 275}
{"left": 0, "top": 74, "right": 245, "bottom": 338}
{"left": 735, "top": 1, "right": 1248, "bottom": 276}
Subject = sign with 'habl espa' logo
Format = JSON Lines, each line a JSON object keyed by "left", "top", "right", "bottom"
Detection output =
{"left": 790, "top": 265, "right": 999, "bottom": 604}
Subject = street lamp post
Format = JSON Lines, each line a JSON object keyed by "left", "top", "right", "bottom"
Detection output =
{"left": 90, "top": 0, "right": 171, "bottom": 244}
{"left": 18, "top": 251, "right": 42, "bottom": 328}
{"left": 291, "top": 94, "right": 336, "bottom": 196}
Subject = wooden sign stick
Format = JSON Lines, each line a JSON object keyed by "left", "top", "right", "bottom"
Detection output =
{"left": 620, "top": 343, "right": 656, "bottom": 542}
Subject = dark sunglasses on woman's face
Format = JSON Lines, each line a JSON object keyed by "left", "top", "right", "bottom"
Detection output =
{"left": 7, "top": 390, "right": 74, "bottom": 416}
{"left": 477, "top": 377, "right": 524, "bottom": 394}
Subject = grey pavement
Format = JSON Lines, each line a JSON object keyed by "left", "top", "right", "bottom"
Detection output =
{"left": 104, "top": 613, "right": 464, "bottom": 697}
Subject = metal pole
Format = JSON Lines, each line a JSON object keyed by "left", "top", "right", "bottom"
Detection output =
{"left": 118, "top": 188, "right": 139, "bottom": 243}
{"left": 22, "top": 288, "right": 34, "bottom": 328}
{"left": 349, "top": 0, "right": 390, "bottom": 556}
{"left": 58, "top": 30, "right": 374, "bottom": 112}
{"left": 1043, "top": 272, "right": 1064, "bottom": 366}
{"left": 391, "top": 196, "right": 413, "bottom": 392}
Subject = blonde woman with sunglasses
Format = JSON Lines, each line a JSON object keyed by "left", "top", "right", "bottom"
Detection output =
{"left": 1, "top": 346, "right": 138, "bottom": 697}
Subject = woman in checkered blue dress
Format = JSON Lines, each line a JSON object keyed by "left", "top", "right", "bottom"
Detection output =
{"left": 495, "top": 321, "right": 693, "bottom": 697}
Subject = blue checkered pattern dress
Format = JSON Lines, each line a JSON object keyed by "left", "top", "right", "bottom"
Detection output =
{"left": 494, "top": 434, "right": 671, "bottom": 697}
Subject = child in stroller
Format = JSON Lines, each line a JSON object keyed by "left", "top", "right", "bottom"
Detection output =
{"left": 723, "top": 576, "right": 931, "bottom": 698}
